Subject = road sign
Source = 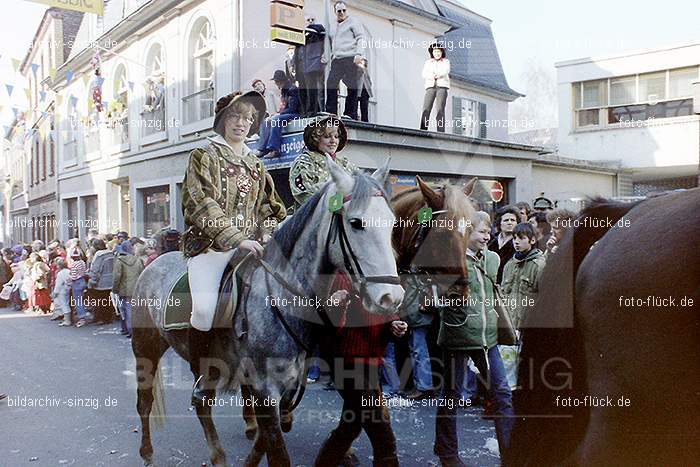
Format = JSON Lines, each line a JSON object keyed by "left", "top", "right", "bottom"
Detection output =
{"left": 490, "top": 181, "right": 504, "bottom": 202}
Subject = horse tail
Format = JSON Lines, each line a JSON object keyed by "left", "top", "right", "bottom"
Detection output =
{"left": 505, "top": 197, "right": 640, "bottom": 466}
{"left": 150, "top": 365, "right": 166, "bottom": 430}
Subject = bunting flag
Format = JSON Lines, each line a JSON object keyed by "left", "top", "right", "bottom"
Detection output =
{"left": 3, "top": 126, "right": 10, "bottom": 136}
{"left": 128, "top": 81, "right": 135, "bottom": 91}
{"left": 95, "top": 76, "right": 105, "bottom": 87}
{"left": 49, "top": 68, "right": 57, "bottom": 81}
{"left": 11, "top": 58, "right": 21, "bottom": 72}
{"left": 82, "top": 72, "right": 92, "bottom": 87}
{"left": 40, "top": 90, "right": 46, "bottom": 102}
{"left": 56, "top": 94, "right": 64, "bottom": 106}
{"left": 31, "top": 63, "right": 39, "bottom": 75}
{"left": 5, "top": 84, "right": 14, "bottom": 97}
{"left": 42, "top": 111, "right": 49, "bottom": 119}
{"left": 24, "top": 88, "right": 31, "bottom": 100}
{"left": 12, "top": 107, "right": 20, "bottom": 119}
{"left": 66, "top": 70, "right": 74, "bottom": 83}
{"left": 69, "top": 95, "right": 78, "bottom": 108}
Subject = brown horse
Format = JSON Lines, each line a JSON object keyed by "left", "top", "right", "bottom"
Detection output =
{"left": 392, "top": 176, "right": 478, "bottom": 304}
{"left": 504, "top": 189, "right": 700, "bottom": 466}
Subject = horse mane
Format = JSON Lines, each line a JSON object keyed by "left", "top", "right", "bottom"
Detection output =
{"left": 272, "top": 172, "right": 389, "bottom": 259}
{"left": 505, "top": 197, "right": 641, "bottom": 466}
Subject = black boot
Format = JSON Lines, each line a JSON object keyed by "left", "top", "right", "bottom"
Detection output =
{"left": 189, "top": 328, "right": 218, "bottom": 407}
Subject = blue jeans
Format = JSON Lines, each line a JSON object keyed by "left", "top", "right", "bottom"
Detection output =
{"left": 380, "top": 342, "right": 401, "bottom": 395}
{"left": 259, "top": 113, "right": 298, "bottom": 154}
{"left": 71, "top": 278, "right": 88, "bottom": 319}
{"left": 409, "top": 327, "right": 434, "bottom": 391}
{"left": 119, "top": 295, "right": 132, "bottom": 335}
{"left": 434, "top": 346, "right": 514, "bottom": 458}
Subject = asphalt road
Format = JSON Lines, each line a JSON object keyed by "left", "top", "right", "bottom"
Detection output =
{"left": 0, "top": 308, "right": 499, "bottom": 467}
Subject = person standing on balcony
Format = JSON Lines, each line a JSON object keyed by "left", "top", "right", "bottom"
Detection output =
{"left": 420, "top": 41, "right": 451, "bottom": 133}
{"left": 325, "top": 1, "right": 365, "bottom": 120}
{"left": 257, "top": 70, "right": 301, "bottom": 159}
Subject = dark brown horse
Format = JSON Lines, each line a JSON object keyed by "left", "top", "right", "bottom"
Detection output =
{"left": 504, "top": 189, "right": 700, "bottom": 466}
{"left": 392, "top": 176, "right": 478, "bottom": 301}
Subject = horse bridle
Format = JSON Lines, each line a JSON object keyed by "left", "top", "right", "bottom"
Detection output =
{"left": 258, "top": 189, "right": 401, "bottom": 340}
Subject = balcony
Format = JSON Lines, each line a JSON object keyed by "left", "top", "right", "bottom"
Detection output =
{"left": 182, "top": 87, "right": 214, "bottom": 125}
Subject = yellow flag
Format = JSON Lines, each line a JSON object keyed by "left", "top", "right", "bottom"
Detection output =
{"left": 11, "top": 58, "right": 21, "bottom": 72}
{"left": 49, "top": 68, "right": 57, "bottom": 81}
{"left": 24, "top": 0, "right": 104, "bottom": 15}
{"left": 56, "top": 94, "right": 64, "bottom": 107}
{"left": 25, "top": 88, "right": 32, "bottom": 100}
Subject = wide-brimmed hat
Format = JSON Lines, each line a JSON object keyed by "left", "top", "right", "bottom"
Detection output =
{"left": 213, "top": 91, "right": 266, "bottom": 138}
{"left": 427, "top": 40, "right": 447, "bottom": 58}
{"left": 303, "top": 115, "right": 348, "bottom": 153}
{"left": 270, "top": 70, "right": 288, "bottom": 82}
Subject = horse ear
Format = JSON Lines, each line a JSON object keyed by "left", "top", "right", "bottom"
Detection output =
{"left": 326, "top": 155, "right": 354, "bottom": 195}
{"left": 417, "top": 176, "right": 443, "bottom": 209}
{"left": 372, "top": 158, "right": 392, "bottom": 197}
{"left": 463, "top": 177, "right": 478, "bottom": 197}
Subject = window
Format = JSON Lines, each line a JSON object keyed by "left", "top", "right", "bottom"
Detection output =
{"left": 184, "top": 18, "right": 214, "bottom": 124}
{"left": 49, "top": 118, "right": 55, "bottom": 176}
{"left": 639, "top": 71, "right": 666, "bottom": 103}
{"left": 142, "top": 186, "right": 170, "bottom": 237}
{"left": 42, "top": 127, "right": 47, "bottom": 180}
{"left": 669, "top": 67, "right": 698, "bottom": 99}
{"left": 143, "top": 43, "right": 166, "bottom": 136}
{"left": 572, "top": 65, "right": 700, "bottom": 128}
{"left": 83, "top": 195, "right": 98, "bottom": 237}
{"left": 65, "top": 198, "right": 79, "bottom": 239}
{"left": 64, "top": 96, "right": 79, "bottom": 161}
{"left": 452, "top": 97, "right": 486, "bottom": 138}
{"left": 609, "top": 76, "right": 636, "bottom": 106}
{"left": 110, "top": 64, "right": 130, "bottom": 146}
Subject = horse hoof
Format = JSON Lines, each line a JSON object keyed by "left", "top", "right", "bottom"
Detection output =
{"left": 245, "top": 426, "right": 257, "bottom": 440}
{"left": 281, "top": 419, "right": 293, "bottom": 433}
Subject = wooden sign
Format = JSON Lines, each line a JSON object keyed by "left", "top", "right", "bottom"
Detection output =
{"left": 270, "top": 0, "right": 305, "bottom": 46}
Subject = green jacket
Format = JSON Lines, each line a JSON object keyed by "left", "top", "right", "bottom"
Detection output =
{"left": 112, "top": 253, "right": 144, "bottom": 297}
{"left": 181, "top": 136, "right": 287, "bottom": 257}
{"left": 437, "top": 249, "right": 500, "bottom": 350}
{"left": 289, "top": 150, "right": 355, "bottom": 208}
{"left": 500, "top": 248, "right": 546, "bottom": 330}
{"left": 399, "top": 275, "right": 434, "bottom": 328}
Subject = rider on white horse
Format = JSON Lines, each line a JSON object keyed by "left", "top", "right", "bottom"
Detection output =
{"left": 181, "top": 91, "right": 287, "bottom": 406}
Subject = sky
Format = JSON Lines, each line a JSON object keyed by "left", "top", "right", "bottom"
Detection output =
{"left": 1, "top": 0, "right": 700, "bottom": 129}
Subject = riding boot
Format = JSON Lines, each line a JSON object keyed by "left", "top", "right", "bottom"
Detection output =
{"left": 189, "top": 328, "right": 219, "bottom": 407}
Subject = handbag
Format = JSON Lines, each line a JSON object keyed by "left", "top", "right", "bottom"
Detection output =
{"left": 473, "top": 262, "right": 518, "bottom": 346}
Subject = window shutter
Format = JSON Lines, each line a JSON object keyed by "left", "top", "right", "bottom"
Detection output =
{"left": 452, "top": 97, "right": 464, "bottom": 135}
{"left": 478, "top": 102, "right": 487, "bottom": 139}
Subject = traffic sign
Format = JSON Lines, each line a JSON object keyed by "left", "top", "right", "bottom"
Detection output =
{"left": 490, "top": 181, "right": 504, "bottom": 202}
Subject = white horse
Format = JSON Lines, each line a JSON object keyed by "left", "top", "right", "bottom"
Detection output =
{"left": 130, "top": 157, "right": 404, "bottom": 466}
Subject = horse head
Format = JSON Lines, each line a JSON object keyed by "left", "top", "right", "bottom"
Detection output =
{"left": 394, "top": 176, "right": 478, "bottom": 300}
{"left": 324, "top": 156, "right": 404, "bottom": 315}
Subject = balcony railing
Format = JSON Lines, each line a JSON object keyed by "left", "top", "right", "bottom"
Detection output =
{"left": 183, "top": 87, "right": 214, "bottom": 125}
{"left": 108, "top": 116, "right": 129, "bottom": 147}
{"left": 141, "top": 106, "right": 166, "bottom": 136}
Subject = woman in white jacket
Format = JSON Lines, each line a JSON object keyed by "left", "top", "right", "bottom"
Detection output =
{"left": 420, "top": 41, "right": 450, "bottom": 133}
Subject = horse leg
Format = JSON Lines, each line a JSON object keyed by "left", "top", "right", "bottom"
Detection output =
{"left": 252, "top": 389, "right": 291, "bottom": 467}
{"left": 241, "top": 384, "right": 258, "bottom": 440}
{"left": 194, "top": 397, "right": 227, "bottom": 467}
{"left": 280, "top": 408, "right": 294, "bottom": 433}
{"left": 133, "top": 327, "right": 169, "bottom": 466}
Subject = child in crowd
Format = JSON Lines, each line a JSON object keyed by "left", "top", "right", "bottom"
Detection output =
{"left": 52, "top": 258, "right": 72, "bottom": 327}
{"left": 499, "top": 222, "right": 546, "bottom": 389}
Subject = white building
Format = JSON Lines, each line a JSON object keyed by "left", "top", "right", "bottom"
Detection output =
{"left": 40, "top": 0, "right": 623, "bottom": 241}
{"left": 556, "top": 42, "right": 700, "bottom": 195}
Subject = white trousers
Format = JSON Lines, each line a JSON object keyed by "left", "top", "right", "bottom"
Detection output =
{"left": 188, "top": 248, "right": 237, "bottom": 331}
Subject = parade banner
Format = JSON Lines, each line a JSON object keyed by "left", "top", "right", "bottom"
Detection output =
{"left": 24, "top": 0, "right": 104, "bottom": 16}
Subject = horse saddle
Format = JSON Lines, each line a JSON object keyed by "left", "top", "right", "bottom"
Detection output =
{"left": 162, "top": 250, "right": 257, "bottom": 332}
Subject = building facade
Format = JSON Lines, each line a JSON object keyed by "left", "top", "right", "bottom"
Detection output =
{"left": 37, "top": 0, "right": 623, "bottom": 242}
{"left": 556, "top": 42, "right": 700, "bottom": 195}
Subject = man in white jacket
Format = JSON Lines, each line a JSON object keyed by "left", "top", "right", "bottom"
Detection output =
{"left": 420, "top": 41, "right": 451, "bottom": 133}
{"left": 325, "top": 1, "right": 365, "bottom": 119}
